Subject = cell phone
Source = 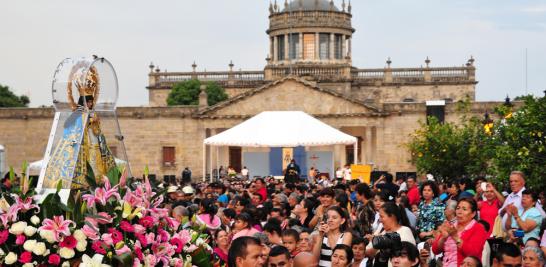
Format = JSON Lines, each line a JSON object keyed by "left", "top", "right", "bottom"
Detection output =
{"left": 514, "top": 229, "right": 525, "bottom": 238}
{"left": 322, "top": 214, "right": 329, "bottom": 224}
{"left": 481, "top": 182, "right": 487, "bottom": 192}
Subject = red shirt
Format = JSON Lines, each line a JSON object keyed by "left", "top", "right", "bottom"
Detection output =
{"left": 407, "top": 186, "right": 421, "bottom": 206}
{"left": 432, "top": 220, "right": 488, "bottom": 265}
{"left": 479, "top": 199, "right": 500, "bottom": 237}
{"left": 257, "top": 187, "right": 267, "bottom": 201}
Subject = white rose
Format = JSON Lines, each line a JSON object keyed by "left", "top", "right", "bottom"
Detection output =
{"left": 0, "top": 248, "right": 4, "bottom": 255}
{"left": 32, "top": 242, "right": 47, "bottom": 256}
{"left": 59, "top": 247, "right": 75, "bottom": 259}
{"left": 23, "top": 263, "right": 34, "bottom": 267}
{"left": 30, "top": 215, "right": 40, "bottom": 225}
{"left": 4, "top": 252, "right": 17, "bottom": 264}
{"left": 23, "top": 239, "right": 37, "bottom": 252}
{"left": 24, "top": 226, "right": 37, "bottom": 237}
{"left": 76, "top": 240, "right": 87, "bottom": 252}
{"left": 73, "top": 229, "right": 86, "bottom": 241}
{"left": 61, "top": 261, "right": 70, "bottom": 267}
{"left": 9, "top": 221, "right": 27, "bottom": 235}
{"left": 39, "top": 230, "right": 56, "bottom": 243}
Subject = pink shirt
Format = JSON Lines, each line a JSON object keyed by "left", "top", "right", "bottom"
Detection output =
{"left": 232, "top": 227, "right": 260, "bottom": 241}
{"left": 432, "top": 220, "right": 487, "bottom": 267}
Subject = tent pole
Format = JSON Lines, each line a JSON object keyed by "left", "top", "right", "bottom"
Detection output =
{"left": 202, "top": 144, "right": 206, "bottom": 182}
{"left": 354, "top": 141, "right": 357, "bottom": 164}
{"left": 216, "top": 146, "right": 220, "bottom": 182}
{"left": 209, "top": 145, "right": 213, "bottom": 183}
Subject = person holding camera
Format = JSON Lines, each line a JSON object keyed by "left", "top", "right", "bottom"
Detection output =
{"left": 365, "top": 202, "right": 416, "bottom": 267}
{"left": 432, "top": 198, "right": 488, "bottom": 267}
{"left": 312, "top": 206, "right": 353, "bottom": 267}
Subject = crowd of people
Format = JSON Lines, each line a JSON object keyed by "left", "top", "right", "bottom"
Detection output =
{"left": 162, "top": 168, "right": 546, "bottom": 267}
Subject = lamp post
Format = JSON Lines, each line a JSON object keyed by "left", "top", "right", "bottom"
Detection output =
{"left": 483, "top": 111, "right": 494, "bottom": 135}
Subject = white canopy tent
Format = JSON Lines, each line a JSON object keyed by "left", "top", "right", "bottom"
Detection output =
{"left": 202, "top": 111, "right": 358, "bottom": 181}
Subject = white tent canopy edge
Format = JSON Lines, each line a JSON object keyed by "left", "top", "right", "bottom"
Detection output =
{"left": 202, "top": 111, "right": 358, "bottom": 182}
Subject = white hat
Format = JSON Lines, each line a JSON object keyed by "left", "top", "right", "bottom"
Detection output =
{"left": 182, "top": 186, "right": 195, "bottom": 195}
{"left": 167, "top": 186, "right": 179, "bottom": 193}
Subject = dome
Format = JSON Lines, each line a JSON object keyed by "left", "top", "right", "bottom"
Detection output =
{"left": 282, "top": 0, "right": 340, "bottom": 12}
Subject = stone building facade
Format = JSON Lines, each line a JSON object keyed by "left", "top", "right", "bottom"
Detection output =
{"left": 1, "top": 0, "right": 498, "bottom": 180}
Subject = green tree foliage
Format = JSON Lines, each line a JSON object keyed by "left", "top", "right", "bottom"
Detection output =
{"left": 491, "top": 95, "right": 546, "bottom": 189}
{"left": 166, "top": 79, "right": 228, "bottom": 106}
{"left": 407, "top": 101, "right": 494, "bottom": 182}
{"left": 0, "top": 84, "right": 29, "bottom": 107}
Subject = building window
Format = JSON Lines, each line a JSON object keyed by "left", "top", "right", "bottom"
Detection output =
{"left": 334, "top": 34, "right": 343, "bottom": 59}
{"left": 277, "top": 35, "right": 285, "bottom": 61}
{"left": 319, "top": 33, "right": 330, "bottom": 59}
{"left": 426, "top": 101, "right": 446, "bottom": 124}
{"left": 162, "top": 146, "right": 175, "bottom": 167}
{"left": 303, "top": 33, "right": 315, "bottom": 60}
{"left": 288, "top": 33, "right": 299, "bottom": 59}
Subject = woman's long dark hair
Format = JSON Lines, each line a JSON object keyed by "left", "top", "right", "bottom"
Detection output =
{"left": 201, "top": 198, "right": 218, "bottom": 223}
{"left": 327, "top": 206, "right": 350, "bottom": 232}
{"left": 380, "top": 202, "right": 411, "bottom": 228}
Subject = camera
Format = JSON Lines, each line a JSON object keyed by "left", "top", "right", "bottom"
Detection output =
{"left": 371, "top": 232, "right": 402, "bottom": 267}
{"left": 514, "top": 229, "right": 525, "bottom": 238}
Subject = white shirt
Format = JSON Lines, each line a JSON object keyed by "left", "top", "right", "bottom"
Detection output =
{"left": 241, "top": 168, "right": 249, "bottom": 176}
{"left": 343, "top": 168, "right": 352, "bottom": 181}
{"left": 499, "top": 187, "right": 525, "bottom": 231}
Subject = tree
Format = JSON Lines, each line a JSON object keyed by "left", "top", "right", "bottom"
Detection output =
{"left": 0, "top": 84, "right": 29, "bottom": 107}
{"left": 406, "top": 101, "right": 494, "bottom": 182}
{"left": 490, "top": 94, "right": 546, "bottom": 189}
{"left": 166, "top": 80, "right": 228, "bottom": 106}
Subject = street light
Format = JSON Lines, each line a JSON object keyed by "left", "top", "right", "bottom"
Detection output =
{"left": 483, "top": 111, "right": 494, "bottom": 135}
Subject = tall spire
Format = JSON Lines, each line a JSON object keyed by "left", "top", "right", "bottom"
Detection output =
{"left": 269, "top": 1, "right": 274, "bottom": 14}
{"left": 348, "top": 0, "right": 352, "bottom": 13}
{"left": 274, "top": 0, "right": 278, "bottom": 12}
{"left": 284, "top": 0, "right": 288, "bottom": 10}
{"left": 330, "top": 0, "right": 334, "bottom": 11}
{"left": 342, "top": 0, "right": 346, "bottom": 12}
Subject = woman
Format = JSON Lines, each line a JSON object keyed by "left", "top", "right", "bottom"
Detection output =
{"left": 331, "top": 244, "right": 354, "bottom": 267}
{"left": 365, "top": 202, "right": 416, "bottom": 266}
{"left": 461, "top": 256, "right": 483, "bottom": 267}
{"left": 417, "top": 181, "right": 445, "bottom": 240}
{"left": 231, "top": 212, "right": 260, "bottom": 240}
{"left": 213, "top": 228, "right": 230, "bottom": 265}
{"left": 522, "top": 246, "right": 546, "bottom": 267}
{"left": 390, "top": 242, "right": 420, "bottom": 267}
{"left": 196, "top": 198, "right": 221, "bottom": 230}
{"left": 432, "top": 198, "right": 488, "bottom": 267}
{"left": 372, "top": 191, "right": 391, "bottom": 233}
{"left": 312, "top": 206, "right": 353, "bottom": 267}
{"left": 293, "top": 198, "right": 315, "bottom": 228}
{"left": 505, "top": 189, "right": 543, "bottom": 243}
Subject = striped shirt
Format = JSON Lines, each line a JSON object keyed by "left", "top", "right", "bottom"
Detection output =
{"left": 319, "top": 233, "right": 345, "bottom": 267}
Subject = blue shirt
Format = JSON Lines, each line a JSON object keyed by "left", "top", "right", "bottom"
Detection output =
{"left": 217, "top": 193, "right": 229, "bottom": 204}
{"left": 511, "top": 207, "right": 543, "bottom": 243}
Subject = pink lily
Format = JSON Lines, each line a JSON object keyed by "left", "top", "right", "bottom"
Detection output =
{"left": 12, "top": 196, "right": 40, "bottom": 213}
{"left": 38, "top": 215, "right": 75, "bottom": 242}
{"left": 82, "top": 177, "right": 120, "bottom": 208}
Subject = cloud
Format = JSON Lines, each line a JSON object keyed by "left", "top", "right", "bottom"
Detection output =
{"left": 521, "top": 5, "right": 546, "bottom": 13}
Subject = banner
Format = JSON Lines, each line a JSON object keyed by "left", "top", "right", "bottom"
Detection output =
{"left": 351, "top": 164, "right": 372, "bottom": 184}
{"left": 282, "top": 148, "right": 293, "bottom": 171}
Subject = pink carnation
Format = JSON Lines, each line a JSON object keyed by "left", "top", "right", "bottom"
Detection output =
{"left": 16, "top": 234, "right": 26, "bottom": 245}
{"left": 19, "top": 251, "right": 32, "bottom": 263}
{"left": 109, "top": 228, "right": 123, "bottom": 244}
{"left": 48, "top": 254, "right": 61, "bottom": 265}
{"left": 170, "top": 237, "right": 184, "bottom": 253}
{"left": 135, "top": 233, "right": 148, "bottom": 247}
{"left": 139, "top": 216, "right": 154, "bottom": 228}
{"left": 0, "top": 230, "right": 8, "bottom": 245}
{"left": 119, "top": 221, "right": 134, "bottom": 233}
{"left": 60, "top": 235, "right": 77, "bottom": 249}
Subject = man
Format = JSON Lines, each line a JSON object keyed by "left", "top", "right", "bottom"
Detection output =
{"left": 268, "top": 246, "right": 293, "bottom": 267}
{"left": 285, "top": 159, "right": 300, "bottom": 184}
{"left": 374, "top": 174, "right": 399, "bottom": 199}
{"left": 241, "top": 166, "right": 249, "bottom": 180}
{"left": 458, "top": 177, "right": 476, "bottom": 200}
{"left": 293, "top": 252, "right": 318, "bottom": 267}
{"left": 492, "top": 242, "right": 521, "bottom": 267}
{"left": 406, "top": 176, "right": 421, "bottom": 206}
{"left": 354, "top": 183, "right": 375, "bottom": 236}
{"left": 228, "top": 236, "right": 265, "bottom": 267}
{"left": 182, "top": 167, "right": 192, "bottom": 185}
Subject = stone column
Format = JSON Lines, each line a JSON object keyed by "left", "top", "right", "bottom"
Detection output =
{"left": 270, "top": 36, "right": 274, "bottom": 61}
{"left": 298, "top": 33, "right": 303, "bottom": 59}
{"left": 365, "top": 127, "right": 373, "bottom": 165}
{"left": 342, "top": 35, "right": 346, "bottom": 59}
{"left": 273, "top": 36, "right": 278, "bottom": 62}
{"left": 330, "top": 33, "right": 335, "bottom": 60}
{"left": 285, "top": 34, "right": 289, "bottom": 60}
{"left": 348, "top": 37, "right": 352, "bottom": 59}
{"left": 315, "top": 32, "right": 320, "bottom": 60}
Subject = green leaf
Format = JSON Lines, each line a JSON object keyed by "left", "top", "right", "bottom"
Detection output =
{"left": 85, "top": 161, "right": 97, "bottom": 188}
{"left": 144, "top": 165, "right": 149, "bottom": 177}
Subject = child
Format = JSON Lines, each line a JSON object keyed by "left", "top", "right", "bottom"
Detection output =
{"left": 281, "top": 229, "right": 300, "bottom": 257}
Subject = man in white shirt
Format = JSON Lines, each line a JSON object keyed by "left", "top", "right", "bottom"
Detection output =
{"left": 499, "top": 171, "right": 546, "bottom": 230}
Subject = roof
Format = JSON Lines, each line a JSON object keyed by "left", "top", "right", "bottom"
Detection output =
{"left": 282, "top": 0, "right": 340, "bottom": 12}
{"left": 203, "top": 111, "right": 357, "bottom": 147}
{"left": 196, "top": 75, "right": 383, "bottom": 117}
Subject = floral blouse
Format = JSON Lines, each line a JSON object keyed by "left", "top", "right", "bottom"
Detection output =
{"left": 417, "top": 198, "right": 446, "bottom": 233}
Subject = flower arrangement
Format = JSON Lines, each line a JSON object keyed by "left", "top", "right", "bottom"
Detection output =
{"left": 0, "top": 166, "right": 213, "bottom": 267}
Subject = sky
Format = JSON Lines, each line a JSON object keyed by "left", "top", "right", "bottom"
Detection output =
{"left": 1, "top": 0, "right": 545, "bottom": 107}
